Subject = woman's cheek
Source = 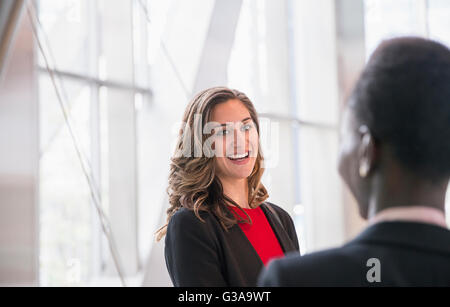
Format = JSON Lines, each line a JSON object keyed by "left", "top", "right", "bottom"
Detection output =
{"left": 249, "top": 131, "right": 259, "bottom": 156}
{"left": 212, "top": 137, "right": 225, "bottom": 158}
{"left": 214, "top": 157, "right": 228, "bottom": 179}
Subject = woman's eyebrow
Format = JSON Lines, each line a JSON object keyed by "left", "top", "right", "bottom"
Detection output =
{"left": 216, "top": 117, "right": 252, "bottom": 128}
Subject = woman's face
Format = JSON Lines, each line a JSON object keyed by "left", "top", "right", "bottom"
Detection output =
{"left": 210, "top": 99, "right": 259, "bottom": 181}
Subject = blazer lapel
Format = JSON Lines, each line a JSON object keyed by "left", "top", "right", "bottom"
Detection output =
{"left": 222, "top": 205, "right": 299, "bottom": 285}
{"left": 226, "top": 223, "right": 264, "bottom": 283}
{"left": 261, "top": 204, "right": 297, "bottom": 254}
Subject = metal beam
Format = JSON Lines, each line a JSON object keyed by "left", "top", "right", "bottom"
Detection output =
{"left": 36, "top": 66, "right": 153, "bottom": 97}
{"left": 0, "top": 0, "right": 26, "bottom": 83}
{"left": 258, "top": 112, "right": 337, "bottom": 131}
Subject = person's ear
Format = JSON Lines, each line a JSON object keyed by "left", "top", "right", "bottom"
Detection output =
{"left": 358, "top": 125, "right": 377, "bottom": 178}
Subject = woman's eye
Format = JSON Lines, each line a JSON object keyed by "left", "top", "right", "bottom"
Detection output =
{"left": 242, "top": 124, "right": 253, "bottom": 131}
{"left": 217, "top": 129, "right": 229, "bottom": 136}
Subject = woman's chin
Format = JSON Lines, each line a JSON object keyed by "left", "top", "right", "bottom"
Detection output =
{"left": 226, "top": 162, "right": 256, "bottom": 178}
{"left": 215, "top": 156, "right": 257, "bottom": 180}
{"left": 225, "top": 167, "right": 254, "bottom": 180}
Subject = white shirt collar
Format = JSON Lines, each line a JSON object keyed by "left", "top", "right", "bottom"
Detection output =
{"left": 369, "top": 206, "right": 448, "bottom": 229}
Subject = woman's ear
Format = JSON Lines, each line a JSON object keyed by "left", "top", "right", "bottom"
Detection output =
{"left": 358, "top": 125, "right": 377, "bottom": 178}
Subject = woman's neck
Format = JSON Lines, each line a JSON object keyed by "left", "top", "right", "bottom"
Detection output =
{"left": 219, "top": 176, "right": 250, "bottom": 209}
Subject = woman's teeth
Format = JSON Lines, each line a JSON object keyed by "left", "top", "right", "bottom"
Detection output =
{"left": 228, "top": 152, "right": 250, "bottom": 160}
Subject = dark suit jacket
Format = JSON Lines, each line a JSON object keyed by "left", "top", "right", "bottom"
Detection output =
{"left": 164, "top": 202, "right": 300, "bottom": 287}
{"left": 258, "top": 221, "right": 450, "bottom": 287}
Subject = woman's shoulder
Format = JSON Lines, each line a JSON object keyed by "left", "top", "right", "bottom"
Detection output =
{"left": 168, "top": 207, "right": 216, "bottom": 231}
{"left": 165, "top": 207, "right": 222, "bottom": 247}
{"left": 262, "top": 201, "right": 300, "bottom": 252}
{"left": 262, "top": 201, "right": 297, "bottom": 230}
{"left": 262, "top": 201, "right": 293, "bottom": 220}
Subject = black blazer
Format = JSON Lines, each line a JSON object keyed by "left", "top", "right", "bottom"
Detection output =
{"left": 258, "top": 221, "right": 450, "bottom": 287}
{"left": 164, "top": 202, "right": 300, "bottom": 287}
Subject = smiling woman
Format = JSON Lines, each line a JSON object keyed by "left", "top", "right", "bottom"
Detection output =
{"left": 159, "top": 87, "right": 268, "bottom": 231}
{"left": 211, "top": 99, "right": 260, "bottom": 209}
{"left": 157, "top": 87, "right": 299, "bottom": 287}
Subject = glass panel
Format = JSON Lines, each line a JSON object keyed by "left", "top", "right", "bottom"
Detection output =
{"left": 39, "top": 74, "right": 93, "bottom": 286}
{"left": 297, "top": 126, "right": 342, "bottom": 253}
{"left": 38, "top": 0, "right": 92, "bottom": 76}
{"left": 428, "top": 0, "right": 450, "bottom": 46}
{"left": 146, "top": 0, "right": 173, "bottom": 66}
{"left": 364, "top": 0, "right": 425, "bottom": 58}
{"left": 228, "top": 0, "right": 263, "bottom": 110}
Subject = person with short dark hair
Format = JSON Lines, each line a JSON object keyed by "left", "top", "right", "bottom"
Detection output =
{"left": 258, "top": 37, "right": 450, "bottom": 287}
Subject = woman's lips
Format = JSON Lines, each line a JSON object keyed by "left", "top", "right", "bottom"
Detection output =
{"left": 227, "top": 151, "right": 250, "bottom": 165}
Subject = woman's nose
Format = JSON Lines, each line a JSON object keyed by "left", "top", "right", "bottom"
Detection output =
{"left": 232, "top": 128, "right": 248, "bottom": 151}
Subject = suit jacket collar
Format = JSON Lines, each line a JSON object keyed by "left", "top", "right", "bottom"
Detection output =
{"left": 347, "top": 221, "right": 450, "bottom": 256}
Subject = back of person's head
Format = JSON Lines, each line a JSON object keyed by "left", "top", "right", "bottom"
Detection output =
{"left": 351, "top": 37, "right": 450, "bottom": 182}
{"left": 339, "top": 37, "right": 450, "bottom": 219}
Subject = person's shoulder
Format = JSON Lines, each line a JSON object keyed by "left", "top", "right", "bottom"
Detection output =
{"left": 262, "top": 202, "right": 297, "bottom": 230}
{"left": 263, "top": 201, "right": 291, "bottom": 219}
{"left": 285, "top": 246, "right": 360, "bottom": 268}
{"left": 260, "top": 246, "right": 364, "bottom": 286}
{"left": 168, "top": 207, "right": 216, "bottom": 232}
{"left": 273, "top": 247, "right": 350, "bottom": 271}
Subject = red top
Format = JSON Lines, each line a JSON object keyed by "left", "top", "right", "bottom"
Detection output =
{"left": 228, "top": 205, "right": 284, "bottom": 266}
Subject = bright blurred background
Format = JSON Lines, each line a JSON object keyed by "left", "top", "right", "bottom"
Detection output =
{"left": 0, "top": 0, "right": 449, "bottom": 286}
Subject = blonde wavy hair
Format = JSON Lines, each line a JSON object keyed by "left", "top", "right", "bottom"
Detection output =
{"left": 155, "top": 87, "right": 269, "bottom": 242}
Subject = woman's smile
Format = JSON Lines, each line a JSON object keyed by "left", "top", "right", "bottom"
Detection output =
{"left": 227, "top": 151, "right": 251, "bottom": 165}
